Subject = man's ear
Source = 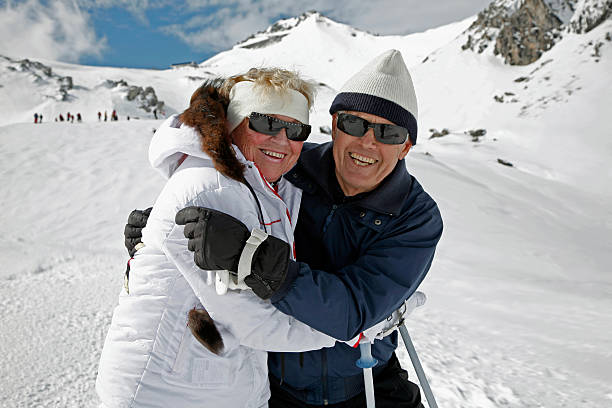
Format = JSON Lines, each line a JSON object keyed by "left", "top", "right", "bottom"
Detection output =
{"left": 399, "top": 140, "right": 412, "bottom": 160}
{"left": 331, "top": 113, "right": 338, "bottom": 141}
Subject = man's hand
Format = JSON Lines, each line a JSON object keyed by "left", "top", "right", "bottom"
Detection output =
{"left": 175, "top": 206, "right": 291, "bottom": 299}
{"left": 363, "top": 292, "right": 427, "bottom": 341}
{"left": 124, "top": 207, "right": 152, "bottom": 257}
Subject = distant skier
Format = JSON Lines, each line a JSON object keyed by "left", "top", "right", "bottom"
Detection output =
{"left": 98, "top": 111, "right": 102, "bottom": 121}
{"left": 39, "top": 114, "right": 43, "bottom": 123}
{"left": 153, "top": 108, "right": 157, "bottom": 119}
{"left": 104, "top": 111, "right": 108, "bottom": 122}
{"left": 34, "top": 113, "right": 38, "bottom": 123}
{"left": 77, "top": 113, "right": 82, "bottom": 122}
{"left": 59, "top": 114, "right": 64, "bottom": 122}
{"left": 71, "top": 114, "right": 74, "bottom": 123}
{"left": 112, "top": 110, "right": 118, "bottom": 121}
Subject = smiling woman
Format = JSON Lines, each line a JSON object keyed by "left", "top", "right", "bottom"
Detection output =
{"left": 94, "top": 68, "right": 342, "bottom": 408}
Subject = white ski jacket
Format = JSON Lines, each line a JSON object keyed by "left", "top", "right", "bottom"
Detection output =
{"left": 95, "top": 115, "right": 340, "bottom": 408}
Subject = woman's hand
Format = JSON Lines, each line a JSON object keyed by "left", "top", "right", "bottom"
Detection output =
{"left": 176, "top": 206, "right": 291, "bottom": 299}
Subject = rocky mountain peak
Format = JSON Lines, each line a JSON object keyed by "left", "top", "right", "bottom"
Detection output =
{"left": 463, "top": 0, "right": 610, "bottom": 64}
{"left": 463, "top": 0, "right": 567, "bottom": 65}
{"left": 236, "top": 11, "right": 329, "bottom": 49}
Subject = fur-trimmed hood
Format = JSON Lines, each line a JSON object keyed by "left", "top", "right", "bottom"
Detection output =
{"left": 149, "top": 80, "right": 246, "bottom": 182}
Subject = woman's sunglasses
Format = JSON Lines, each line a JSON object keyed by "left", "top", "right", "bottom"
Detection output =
{"left": 336, "top": 113, "right": 409, "bottom": 145}
{"left": 248, "top": 112, "right": 311, "bottom": 142}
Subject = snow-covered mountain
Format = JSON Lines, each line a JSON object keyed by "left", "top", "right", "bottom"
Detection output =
{"left": 1, "top": 3, "right": 611, "bottom": 407}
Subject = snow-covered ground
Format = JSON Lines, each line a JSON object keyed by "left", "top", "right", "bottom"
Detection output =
{"left": 1, "top": 9, "right": 611, "bottom": 408}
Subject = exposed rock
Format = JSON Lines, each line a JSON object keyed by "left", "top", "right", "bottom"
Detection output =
{"left": 170, "top": 61, "right": 199, "bottom": 68}
{"left": 429, "top": 128, "right": 450, "bottom": 139}
{"left": 496, "top": 0, "right": 564, "bottom": 65}
{"left": 495, "top": 92, "right": 520, "bottom": 102}
{"left": 126, "top": 86, "right": 164, "bottom": 113}
{"left": 467, "top": 129, "right": 488, "bottom": 137}
{"left": 464, "top": 0, "right": 611, "bottom": 64}
{"left": 319, "top": 125, "right": 331, "bottom": 135}
{"left": 240, "top": 34, "right": 288, "bottom": 49}
{"left": 569, "top": 0, "right": 612, "bottom": 33}
{"left": 236, "top": 11, "right": 375, "bottom": 50}
{"left": 465, "top": 129, "right": 487, "bottom": 142}
{"left": 592, "top": 40, "right": 604, "bottom": 56}
{"left": 1, "top": 55, "right": 74, "bottom": 101}
{"left": 514, "top": 75, "right": 531, "bottom": 82}
{"left": 187, "top": 76, "right": 207, "bottom": 82}
{"left": 103, "top": 79, "right": 128, "bottom": 88}
{"left": 463, "top": 0, "right": 573, "bottom": 65}
{"left": 103, "top": 79, "right": 166, "bottom": 113}
{"left": 238, "top": 11, "right": 324, "bottom": 48}
{"left": 498, "top": 158, "right": 515, "bottom": 166}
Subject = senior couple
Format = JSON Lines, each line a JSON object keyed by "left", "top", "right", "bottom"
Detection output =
{"left": 96, "top": 49, "right": 443, "bottom": 408}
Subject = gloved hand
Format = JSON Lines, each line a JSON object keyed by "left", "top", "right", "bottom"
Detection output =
{"left": 124, "top": 207, "right": 152, "bottom": 256}
{"left": 360, "top": 292, "right": 427, "bottom": 342}
{"left": 175, "top": 206, "right": 291, "bottom": 299}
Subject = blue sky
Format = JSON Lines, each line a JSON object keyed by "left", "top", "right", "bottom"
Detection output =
{"left": 0, "top": 0, "right": 491, "bottom": 69}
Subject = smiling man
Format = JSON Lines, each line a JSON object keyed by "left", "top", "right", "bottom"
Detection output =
{"left": 179, "top": 49, "right": 443, "bottom": 407}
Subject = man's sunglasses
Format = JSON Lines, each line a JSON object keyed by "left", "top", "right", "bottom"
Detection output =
{"left": 248, "top": 112, "right": 311, "bottom": 142}
{"left": 336, "top": 113, "right": 409, "bottom": 145}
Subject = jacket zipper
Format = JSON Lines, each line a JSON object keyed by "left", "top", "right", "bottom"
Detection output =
{"left": 321, "top": 349, "right": 329, "bottom": 405}
{"left": 322, "top": 204, "right": 338, "bottom": 233}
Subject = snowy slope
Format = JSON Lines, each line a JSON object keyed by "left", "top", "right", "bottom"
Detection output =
{"left": 1, "top": 6, "right": 612, "bottom": 408}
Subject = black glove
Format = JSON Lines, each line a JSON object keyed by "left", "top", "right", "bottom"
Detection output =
{"left": 175, "top": 206, "right": 291, "bottom": 299}
{"left": 124, "top": 207, "right": 152, "bottom": 257}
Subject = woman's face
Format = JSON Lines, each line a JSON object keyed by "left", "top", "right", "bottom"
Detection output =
{"left": 230, "top": 114, "right": 304, "bottom": 183}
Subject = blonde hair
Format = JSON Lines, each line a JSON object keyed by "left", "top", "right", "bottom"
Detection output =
{"left": 221, "top": 67, "right": 316, "bottom": 110}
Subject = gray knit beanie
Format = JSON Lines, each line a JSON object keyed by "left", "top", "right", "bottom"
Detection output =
{"left": 329, "top": 49, "right": 418, "bottom": 144}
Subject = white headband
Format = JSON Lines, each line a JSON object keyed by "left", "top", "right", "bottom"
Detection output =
{"left": 226, "top": 81, "right": 310, "bottom": 134}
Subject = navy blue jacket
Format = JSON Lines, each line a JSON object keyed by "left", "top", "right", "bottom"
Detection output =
{"left": 268, "top": 142, "right": 443, "bottom": 405}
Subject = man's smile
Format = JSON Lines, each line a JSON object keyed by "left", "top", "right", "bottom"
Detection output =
{"left": 349, "top": 152, "right": 378, "bottom": 166}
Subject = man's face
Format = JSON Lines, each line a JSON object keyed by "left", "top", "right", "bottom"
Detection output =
{"left": 231, "top": 114, "right": 304, "bottom": 183}
{"left": 332, "top": 111, "right": 411, "bottom": 196}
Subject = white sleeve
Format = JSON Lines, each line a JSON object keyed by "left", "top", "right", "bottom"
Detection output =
{"left": 162, "top": 224, "right": 338, "bottom": 352}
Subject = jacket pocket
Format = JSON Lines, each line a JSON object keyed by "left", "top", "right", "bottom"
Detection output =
{"left": 161, "top": 301, "right": 233, "bottom": 389}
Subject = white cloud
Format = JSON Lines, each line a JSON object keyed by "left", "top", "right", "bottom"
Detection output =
{"left": 0, "top": 0, "right": 107, "bottom": 62}
{"left": 158, "top": 0, "right": 491, "bottom": 52}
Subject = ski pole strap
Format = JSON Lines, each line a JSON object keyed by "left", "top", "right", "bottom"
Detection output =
{"left": 237, "top": 228, "right": 268, "bottom": 284}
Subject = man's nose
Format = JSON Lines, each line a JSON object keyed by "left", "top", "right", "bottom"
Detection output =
{"left": 358, "top": 128, "right": 377, "bottom": 147}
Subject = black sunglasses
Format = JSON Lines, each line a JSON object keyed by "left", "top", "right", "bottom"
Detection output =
{"left": 336, "top": 113, "right": 409, "bottom": 145}
{"left": 248, "top": 112, "right": 311, "bottom": 142}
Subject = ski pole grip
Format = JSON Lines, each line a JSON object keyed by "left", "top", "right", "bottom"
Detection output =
{"left": 356, "top": 341, "right": 378, "bottom": 369}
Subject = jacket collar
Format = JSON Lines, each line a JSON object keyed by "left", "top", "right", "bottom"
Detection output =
{"left": 290, "top": 142, "right": 412, "bottom": 216}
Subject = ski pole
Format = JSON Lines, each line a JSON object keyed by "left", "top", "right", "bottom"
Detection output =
{"left": 399, "top": 323, "right": 438, "bottom": 408}
{"left": 356, "top": 341, "right": 377, "bottom": 408}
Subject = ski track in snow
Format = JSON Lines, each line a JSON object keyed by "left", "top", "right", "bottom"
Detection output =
{"left": 0, "top": 253, "right": 121, "bottom": 408}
